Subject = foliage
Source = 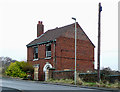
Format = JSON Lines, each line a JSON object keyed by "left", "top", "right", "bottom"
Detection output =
{"left": 94, "top": 81, "right": 120, "bottom": 88}
{"left": 47, "top": 78, "right": 120, "bottom": 88}
{"left": 21, "top": 62, "right": 34, "bottom": 73}
{"left": 5, "top": 61, "right": 26, "bottom": 78}
{"left": 0, "top": 57, "right": 13, "bottom": 74}
{"left": 101, "top": 67, "right": 112, "bottom": 75}
{"left": 5, "top": 61, "right": 33, "bottom": 78}
{"left": 47, "top": 78, "right": 74, "bottom": 84}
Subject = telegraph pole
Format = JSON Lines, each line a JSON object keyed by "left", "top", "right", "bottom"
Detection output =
{"left": 97, "top": 2, "right": 102, "bottom": 82}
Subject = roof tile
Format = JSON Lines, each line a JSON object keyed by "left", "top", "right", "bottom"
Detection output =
{"left": 27, "top": 22, "right": 95, "bottom": 47}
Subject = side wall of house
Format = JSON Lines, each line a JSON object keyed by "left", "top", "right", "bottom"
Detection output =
{"left": 55, "top": 37, "right": 94, "bottom": 72}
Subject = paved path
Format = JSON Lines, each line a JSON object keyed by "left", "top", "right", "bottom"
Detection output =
{"left": 0, "top": 78, "right": 118, "bottom": 92}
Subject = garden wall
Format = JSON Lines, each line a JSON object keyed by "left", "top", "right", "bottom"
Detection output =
{"left": 49, "top": 69, "right": 120, "bottom": 83}
{"left": 79, "top": 73, "right": 120, "bottom": 83}
{"left": 49, "top": 69, "right": 74, "bottom": 80}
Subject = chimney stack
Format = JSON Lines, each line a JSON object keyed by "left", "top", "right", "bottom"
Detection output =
{"left": 37, "top": 21, "right": 44, "bottom": 37}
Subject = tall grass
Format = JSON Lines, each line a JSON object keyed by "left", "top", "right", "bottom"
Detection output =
{"left": 47, "top": 78, "right": 120, "bottom": 89}
{"left": 46, "top": 78, "right": 74, "bottom": 84}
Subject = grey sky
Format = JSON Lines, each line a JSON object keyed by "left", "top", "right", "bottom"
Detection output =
{"left": 0, "top": 0, "right": 118, "bottom": 70}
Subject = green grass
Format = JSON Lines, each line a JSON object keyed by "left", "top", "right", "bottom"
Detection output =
{"left": 46, "top": 78, "right": 74, "bottom": 84}
{"left": 83, "top": 82, "right": 96, "bottom": 86}
{"left": 46, "top": 78, "right": 120, "bottom": 89}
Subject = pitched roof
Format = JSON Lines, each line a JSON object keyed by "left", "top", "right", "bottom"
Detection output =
{"left": 27, "top": 22, "right": 95, "bottom": 47}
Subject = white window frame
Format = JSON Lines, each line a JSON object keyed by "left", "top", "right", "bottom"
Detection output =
{"left": 46, "top": 44, "right": 51, "bottom": 58}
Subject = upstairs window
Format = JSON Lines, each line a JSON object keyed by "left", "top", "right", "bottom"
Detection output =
{"left": 46, "top": 44, "right": 51, "bottom": 57}
{"left": 34, "top": 47, "right": 38, "bottom": 59}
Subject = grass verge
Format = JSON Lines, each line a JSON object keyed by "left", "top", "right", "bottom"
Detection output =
{"left": 46, "top": 78, "right": 120, "bottom": 89}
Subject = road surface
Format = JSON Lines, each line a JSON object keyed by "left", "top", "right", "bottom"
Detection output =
{"left": 0, "top": 78, "right": 118, "bottom": 92}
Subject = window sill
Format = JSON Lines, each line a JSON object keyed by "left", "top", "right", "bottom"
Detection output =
{"left": 33, "top": 58, "right": 38, "bottom": 61}
{"left": 45, "top": 57, "right": 51, "bottom": 60}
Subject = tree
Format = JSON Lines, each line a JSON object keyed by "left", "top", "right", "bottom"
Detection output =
{"left": 0, "top": 57, "right": 12, "bottom": 65}
{"left": 0, "top": 57, "right": 14, "bottom": 74}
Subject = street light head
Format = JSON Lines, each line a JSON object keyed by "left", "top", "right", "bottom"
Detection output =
{"left": 72, "top": 17, "right": 76, "bottom": 21}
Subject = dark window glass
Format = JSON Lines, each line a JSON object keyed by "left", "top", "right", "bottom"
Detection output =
{"left": 34, "top": 47, "right": 38, "bottom": 59}
{"left": 46, "top": 45, "right": 51, "bottom": 51}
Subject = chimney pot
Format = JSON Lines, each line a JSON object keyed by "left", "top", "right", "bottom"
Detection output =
{"left": 38, "top": 21, "right": 40, "bottom": 24}
{"left": 41, "top": 21, "right": 42, "bottom": 24}
{"left": 38, "top": 21, "right": 43, "bottom": 24}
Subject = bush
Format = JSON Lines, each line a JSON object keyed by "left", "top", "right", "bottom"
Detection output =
{"left": 21, "top": 62, "right": 34, "bottom": 73}
{"left": 101, "top": 67, "right": 112, "bottom": 75}
{"left": 5, "top": 61, "right": 33, "bottom": 78}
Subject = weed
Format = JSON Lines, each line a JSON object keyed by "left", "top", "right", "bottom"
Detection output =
{"left": 46, "top": 78, "right": 120, "bottom": 89}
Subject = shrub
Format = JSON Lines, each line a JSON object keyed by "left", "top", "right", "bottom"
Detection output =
{"left": 5, "top": 61, "right": 33, "bottom": 78}
{"left": 21, "top": 62, "right": 34, "bottom": 73}
{"left": 5, "top": 61, "right": 26, "bottom": 78}
{"left": 101, "top": 67, "right": 112, "bottom": 75}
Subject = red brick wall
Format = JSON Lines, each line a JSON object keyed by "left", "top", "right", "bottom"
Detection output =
{"left": 27, "top": 43, "right": 55, "bottom": 61}
{"left": 55, "top": 37, "right": 94, "bottom": 72}
{"left": 38, "top": 44, "right": 45, "bottom": 58}
{"left": 27, "top": 47, "right": 34, "bottom": 61}
{"left": 27, "top": 44, "right": 55, "bottom": 80}
{"left": 52, "top": 70, "right": 74, "bottom": 80}
{"left": 27, "top": 37, "right": 94, "bottom": 80}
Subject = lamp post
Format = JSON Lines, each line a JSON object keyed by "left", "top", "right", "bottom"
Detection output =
{"left": 72, "top": 17, "right": 77, "bottom": 85}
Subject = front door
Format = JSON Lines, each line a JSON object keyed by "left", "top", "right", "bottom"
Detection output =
{"left": 43, "top": 62, "right": 52, "bottom": 81}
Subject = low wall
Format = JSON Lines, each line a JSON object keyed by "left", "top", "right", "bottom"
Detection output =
{"left": 79, "top": 73, "right": 120, "bottom": 83}
{"left": 49, "top": 69, "right": 74, "bottom": 80}
{"left": 105, "top": 75, "right": 120, "bottom": 83}
{"left": 79, "top": 73, "right": 105, "bottom": 82}
{"left": 48, "top": 69, "right": 120, "bottom": 83}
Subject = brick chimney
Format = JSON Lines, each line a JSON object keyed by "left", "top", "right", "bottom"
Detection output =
{"left": 37, "top": 21, "right": 44, "bottom": 37}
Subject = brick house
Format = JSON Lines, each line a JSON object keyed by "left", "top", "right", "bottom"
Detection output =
{"left": 26, "top": 21, "right": 95, "bottom": 80}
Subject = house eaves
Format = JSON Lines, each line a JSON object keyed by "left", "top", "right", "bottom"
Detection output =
{"left": 26, "top": 40, "right": 56, "bottom": 47}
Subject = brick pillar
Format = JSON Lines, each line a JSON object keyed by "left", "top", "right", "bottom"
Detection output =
{"left": 49, "top": 68, "right": 55, "bottom": 79}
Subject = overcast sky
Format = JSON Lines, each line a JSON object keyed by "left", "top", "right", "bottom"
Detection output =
{"left": 0, "top": 0, "right": 118, "bottom": 70}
